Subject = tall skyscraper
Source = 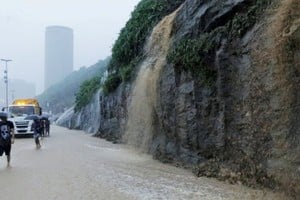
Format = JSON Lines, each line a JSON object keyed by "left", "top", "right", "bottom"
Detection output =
{"left": 45, "top": 26, "right": 73, "bottom": 90}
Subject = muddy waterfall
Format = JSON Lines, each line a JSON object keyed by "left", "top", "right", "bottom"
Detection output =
{"left": 123, "top": 8, "right": 180, "bottom": 151}
{"left": 57, "top": 0, "right": 300, "bottom": 198}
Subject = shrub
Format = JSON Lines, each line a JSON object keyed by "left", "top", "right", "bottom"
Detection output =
{"left": 103, "top": 0, "right": 185, "bottom": 93}
{"left": 102, "top": 73, "right": 122, "bottom": 95}
{"left": 167, "top": 0, "right": 273, "bottom": 85}
{"left": 167, "top": 32, "right": 221, "bottom": 85}
{"left": 74, "top": 77, "right": 101, "bottom": 112}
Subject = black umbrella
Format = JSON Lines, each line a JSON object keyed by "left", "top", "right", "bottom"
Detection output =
{"left": 25, "top": 114, "right": 40, "bottom": 120}
{"left": 40, "top": 114, "right": 49, "bottom": 120}
{"left": 0, "top": 112, "right": 8, "bottom": 118}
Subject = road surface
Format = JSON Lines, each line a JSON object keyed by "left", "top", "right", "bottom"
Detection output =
{"left": 0, "top": 126, "right": 283, "bottom": 200}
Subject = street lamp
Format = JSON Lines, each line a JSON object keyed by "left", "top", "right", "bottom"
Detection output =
{"left": 1, "top": 59, "right": 12, "bottom": 110}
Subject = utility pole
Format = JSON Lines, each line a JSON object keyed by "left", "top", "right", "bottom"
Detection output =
{"left": 1, "top": 59, "right": 12, "bottom": 110}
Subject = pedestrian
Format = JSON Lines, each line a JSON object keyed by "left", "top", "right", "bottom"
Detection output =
{"left": 45, "top": 118, "right": 50, "bottom": 136}
{"left": 40, "top": 119, "right": 45, "bottom": 138}
{"left": 32, "top": 118, "right": 41, "bottom": 149}
{"left": 0, "top": 112, "right": 15, "bottom": 167}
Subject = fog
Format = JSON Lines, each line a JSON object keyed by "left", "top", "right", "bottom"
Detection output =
{"left": 0, "top": 0, "right": 140, "bottom": 96}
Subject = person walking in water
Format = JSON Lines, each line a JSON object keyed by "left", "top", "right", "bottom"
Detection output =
{"left": 32, "top": 118, "right": 42, "bottom": 149}
{"left": 45, "top": 118, "right": 50, "bottom": 136}
{"left": 0, "top": 112, "right": 15, "bottom": 167}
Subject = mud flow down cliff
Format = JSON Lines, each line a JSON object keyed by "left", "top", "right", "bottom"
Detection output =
{"left": 123, "top": 7, "right": 181, "bottom": 151}
{"left": 60, "top": 0, "right": 299, "bottom": 198}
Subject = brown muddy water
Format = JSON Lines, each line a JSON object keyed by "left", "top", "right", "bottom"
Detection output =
{"left": 0, "top": 126, "right": 284, "bottom": 200}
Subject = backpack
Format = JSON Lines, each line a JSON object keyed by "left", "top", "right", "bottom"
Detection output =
{"left": 33, "top": 120, "right": 41, "bottom": 133}
{"left": 0, "top": 123, "right": 12, "bottom": 142}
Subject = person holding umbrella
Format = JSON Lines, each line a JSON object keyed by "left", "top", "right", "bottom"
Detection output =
{"left": 40, "top": 115, "right": 50, "bottom": 137}
{"left": 33, "top": 117, "right": 42, "bottom": 149}
{"left": 26, "top": 115, "right": 42, "bottom": 149}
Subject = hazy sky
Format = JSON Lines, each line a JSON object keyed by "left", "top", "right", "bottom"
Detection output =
{"left": 0, "top": 0, "right": 140, "bottom": 94}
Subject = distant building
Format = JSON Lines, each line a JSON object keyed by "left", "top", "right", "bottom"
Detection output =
{"left": 44, "top": 26, "right": 73, "bottom": 90}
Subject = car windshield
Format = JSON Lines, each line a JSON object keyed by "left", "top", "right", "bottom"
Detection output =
{"left": 9, "top": 106, "right": 35, "bottom": 117}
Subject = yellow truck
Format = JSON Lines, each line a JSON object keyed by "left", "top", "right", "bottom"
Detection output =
{"left": 8, "top": 98, "right": 42, "bottom": 135}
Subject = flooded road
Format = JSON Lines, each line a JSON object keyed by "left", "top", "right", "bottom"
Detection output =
{"left": 0, "top": 126, "right": 283, "bottom": 200}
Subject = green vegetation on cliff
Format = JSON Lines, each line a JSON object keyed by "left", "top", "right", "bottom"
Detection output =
{"left": 167, "top": 32, "right": 220, "bottom": 85}
{"left": 102, "top": 0, "right": 273, "bottom": 91}
{"left": 103, "top": 0, "right": 185, "bottom": 94}
{"left": 74, "top": 76, "right": 101, "bottom": 112}
{"left": 167, "top": 0, "right": 273, "bottom": 85}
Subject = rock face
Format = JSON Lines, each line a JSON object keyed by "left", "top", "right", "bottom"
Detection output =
{"left": 57, "top": 90, "right": 102, "bottom": 134}
{"left": 60, "top": 0, "right": 299, "bottom": 197}
{"left": 151, "top": 0, "right": 299, "bottom": 197}
{"left": 55, "top": 106, "right": 74, "bottom": 128}
{"left": 95, "top": 84, "right": 131, "bottom": 142}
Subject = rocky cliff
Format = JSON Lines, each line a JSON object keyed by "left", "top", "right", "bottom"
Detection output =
{"left": 60, "top": 0, "right": 299, "bottom": 198}
{"left": 154, "top": 0, "right": 299, "bottom": 198}
{"left": 57, "top": 90, "right": 102, "bottom": 134}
